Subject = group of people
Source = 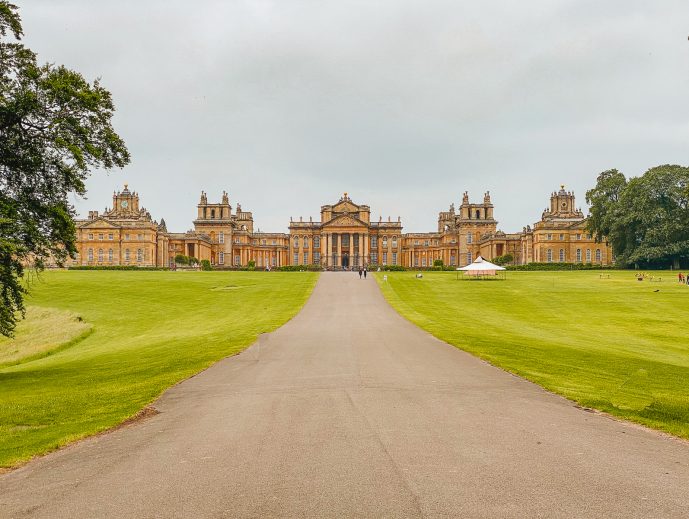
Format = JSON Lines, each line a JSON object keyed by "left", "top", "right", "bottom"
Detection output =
{"left": 358, "top": 266, "right": 368, "bottom": 279}
{"left": 679, "top": 272, "right": 689, "bottom": 285}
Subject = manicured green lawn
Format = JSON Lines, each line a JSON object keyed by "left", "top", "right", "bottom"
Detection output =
{"left": 0, "top": 270, "right": 318, "bottom": 468}
{"left": 375, "top": 270, "right": 689, "bottom": 439}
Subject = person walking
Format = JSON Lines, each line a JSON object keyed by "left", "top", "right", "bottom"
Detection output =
{"left": 363, "top": 266, "right": 367, "bottom": 279}
{"left": 358, "top": 266, "right": 363, "bottom": 279}
{"left": 678, "top": 272, "right": 683, "bottom": 283}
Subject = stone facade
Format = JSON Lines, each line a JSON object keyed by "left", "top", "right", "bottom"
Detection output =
{"left": 70, "top": 184, "right": 613, "bottom": 268}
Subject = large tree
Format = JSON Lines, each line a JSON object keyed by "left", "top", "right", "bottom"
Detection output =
{"left": 587, "top": 165, "right": 689, "bottom": 268}
{"left": 1, "top": 2, "right": 129, "bottom": 336}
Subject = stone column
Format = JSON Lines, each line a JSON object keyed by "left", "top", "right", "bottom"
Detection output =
{"left": 358, "top": 233, "right": 363, "bottom": 267}
{"left": 326, "top": 234, "right": 332, "bottom": 268}
{"left": 336, "top": 233, "right": 342, "bottom": 268}
{"left": 363, "top": 233, "right": 368, "bottom": 265}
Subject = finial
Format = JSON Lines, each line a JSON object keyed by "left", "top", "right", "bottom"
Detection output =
{"left": 561, "top": 184, "right": 565, "bottom": 190}
{"left": 344, "top": 192, "right": 348, "bottom": 198}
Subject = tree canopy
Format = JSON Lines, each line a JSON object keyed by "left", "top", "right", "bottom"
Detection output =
{"left": 586, "top": 165, "right": 689, "bottom": 268}
{"left": 1, "top": 2, "right": 129, "bottom": 336}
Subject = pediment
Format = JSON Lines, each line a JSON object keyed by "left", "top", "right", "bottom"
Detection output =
{"left": 333, "top": 201, "right": 359, "bottom": 213}
{"left": 78, "top": 218, "right": 121, "bottom": 229}
{"left": 323, "top": 213, "right": 367, "bottom": 229}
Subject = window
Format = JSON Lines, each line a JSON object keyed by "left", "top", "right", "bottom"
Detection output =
{"left": 88, "top": 233, "right": 94, "bottom": 240}
{"left": 108, "top": 249, "right": 113, "bottom": 262}
{"left": 559, "top": 233, "right": 564, "bottom": 241}
{"left": 450, "top": 254, "right": 456, "bottom": 266}
{"left": 421, "top": 257, "right": 427, "bottom": 267}
{"left": 211, "top": 209, "right": 216, "bottom": 219}
{"left": 219, "top": 232, "right": 224, "bottom": 244}
{"left": 313, "top": 236, "right": 320, "bottom": 249}
{"left": 262, "top": 239, "right": 267, "bottom": 245}
{"left": 413, "top": 255, "right": 419, "bottom": 267}
{"left": 559, "top": 249, "right": 565, "bottom": 262}
{"left": 424, "top": 240, "right": 429, "bottom": 247}
{"left": 109, "top": 233, "right": 114, "bottom": 240}
{"left": 576, "top": 249, "right": 582, "bottom": 262}
{"left": 272, "top": 240, "right": 277, "bottom": 246}
{"left": 371, "top": 252, "right": 378, "bottom": 264}
{"left": 234, "top": 255, "right": 240, "bottom": 266}
{"left": 383, "top": 252, "right": 388, "bottom": 265}
{"left": 392, "top": 237, "right": 397, "bottom": 248}
{"left": 586, "top": 249, "right": 591, "bottom": 262}
{"left": 234, "top": 238, "right": 241, "bottom": 244}
{"left": 125, "top": 249, "right": 130, "bottom": 261}
{"left": 125, "top": 234, "right": 130, "bottom": 240}
{"left": 303, "top": 237, "right": 309, "bottom": 248}
{"left": 475, "top": 210, "right": 481, "bottom": 219}
{"left": 576, "top": 234, "right": 581, "bottom": 241}
{"left": 293, "top": 238, "right": 299, "bottom": 249}
{"left": 587, "top": 234, "right": 592, "bottom": 240}
{"left": 294, "top": 253, "right": 299, "bottom": 265}
{"left": 272, "top": 256, "right": 277, "bottom": 267}
{"left": 595, "top": 249, "right": 602, "bottom": 262}
{"left": 138, "top": 234, "right": 143, "bottom": 240}
{"left": 392, "top": 252, "right": 397, "bottom": 265}
{"left": 467, "top": 233, "right": 472, "bottom": 244}
{"left": 547, "top": 249, "right": 553, "bottom": 262}
{"left": 219, "top": 252, "right": 224, "bottom": 264}
{"left": 314, "top": 252, "right": 320, "bottom": 264}
{"left": 382, "top": 237, "right": 388, "bottom": 248}
{"left": 137, "top": 249, "right": 143, "bottom": 262}
{"left": 98, "top": 249, "right": 103, "bottom": 262}
{"left": 371, "top": 236, "right": 378, "bottom": 248}
{"left": 88, "top": 248, "right": 93, "bottom": 261}
{"left": 547, "top": 233, "right": 552, "bottom": 240}
{"left": 98, "top": 233, "right": 104, "bottom": 240}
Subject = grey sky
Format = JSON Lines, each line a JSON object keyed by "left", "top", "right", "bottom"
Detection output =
{"left": 17, "top": 0, "right": 689, "bottom": 233}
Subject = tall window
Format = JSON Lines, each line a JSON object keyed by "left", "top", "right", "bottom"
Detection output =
{"left": 467, "top": 252, "right": 472, "bottom": 264}
{"left": 88, "top": 248, "right": 93, "bottom": 261}
{"left": 371, "top": 252, "right": 378, "bottom": 264}
{"left": 293, "top": 238, "right": 299, "bottom": 249}
{"left": 137, "top": 249, "right": 143, "bottom": 262}
{"left": 547, "top": 233, "right": 552, "bottom": 240}
{"left": 382, "top": 236, "right": 388, "bottom": 248}
{"left": 559, "top": 249, "right": 565, "bottom": 262}
{"left": 414, "top": 255, "right": 419, "bottom": 267}
{"left": 303, "top": 237, "right": 309, "bottom": 248}
{"left": 383, "top": 252, "right": 388, "bottom": 265}
{"left": 219, "top": 232, "right": 224, "bottom": 244}
{"left": 219, "top": 252, "right": 224, "bottom": 264}
{"left": 98, "top": 249, "right": 103, "bottom": 262}
{"left": 559, "top": 233, "right": 564, "bottom": 241}
{"left": 314, "top": 252, "right": 320, "bottom": 264}
{"left": 314, "top": 236, "right": 320, "bottom": 249}
{"left": 422, "top": 257, "right": 427, "bottom": 267}
{"left": 125, "top": 249, "right": 130, "bottom": 261}
{"left": 108, "top": 249, "right": 113, "bottom": 262}
{"left": 392, "top": 252, "right": 397, "bottom": 265}
{"left": 467, "top": 233, "right": 473, "bottom": 244}
{"left": 576, "top": 248, "right": 582, "bottom": 262}
{"left": 293, "top": 253, "right": 299, "bottom": 265}
{"left": 450, "top": 254, "right": 456, "bottom": 266}
{"left": 371, "top": 236, "right": 378, "bottom": 248}
{"left": 586, "top": 249, "right": 591, "bottom": 262}
{"left": 546, "top": 249, "right": 553, "bottom": 262}
{"left": 424, "top": 240, "right": 429, "bottom": 247}
{"left": 392, "top": 236, "right": 397, "bottom": 248}
{"left": 595, "top": 249, "right": 602, "bottom": 262}
{"left": 235, "top": 255, "right": 240, "bottom": 266}
{"left": 272, "top": 256, "right": 277, "bottom": 267}
{"left": 211, "top": 209, "right": 216, "bottom": 219}
{"left": 303, "top": 253, "right": 309, "bottom": 264}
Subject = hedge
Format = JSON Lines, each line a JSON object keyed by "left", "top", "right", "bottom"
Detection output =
{"left": 68, "top": 266, "right": 170, "bottom": 271}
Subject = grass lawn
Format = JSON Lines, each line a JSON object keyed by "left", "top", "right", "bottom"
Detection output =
{"left": 375, "top": 270, "right": 689, "bottom": 439}
{"left": 0, "top": 270, "right": 318, "bottom": 468}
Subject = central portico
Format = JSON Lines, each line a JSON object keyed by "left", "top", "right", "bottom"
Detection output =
{"left": 289, "top": 193, "right": 402, "bottom": 269}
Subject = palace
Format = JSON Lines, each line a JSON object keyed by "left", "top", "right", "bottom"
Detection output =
{"left": 71, "top": 185, "right": 613, "bottom": 268}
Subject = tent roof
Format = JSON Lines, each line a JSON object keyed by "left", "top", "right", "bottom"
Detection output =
{"left": 457, "top": 255, "right": 506, "bottom": 271}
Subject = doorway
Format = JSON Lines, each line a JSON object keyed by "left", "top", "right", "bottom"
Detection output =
{"left": 342, "top": 253, "right": 349, "bottom": 269}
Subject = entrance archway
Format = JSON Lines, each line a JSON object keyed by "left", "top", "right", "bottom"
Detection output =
{"left": 342, "top": 253, "right": 349, "bottom": 269}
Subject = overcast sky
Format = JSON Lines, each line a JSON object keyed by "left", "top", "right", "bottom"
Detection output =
{"left": 17, "top": 0, "right": 689, "bottom": 233}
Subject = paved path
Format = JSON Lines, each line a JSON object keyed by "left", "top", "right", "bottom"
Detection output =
{"left": 2, "top": 273, "right": 689, "bottom": 518}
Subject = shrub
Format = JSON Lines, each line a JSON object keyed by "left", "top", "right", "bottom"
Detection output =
{"left": 433, "top": 259, "right": 444, "bottom": 267}
{"left": 200, "top": 259, "right": 212, "bottom": 271}
{"left": 493, "top": 254, "right": 514, "bottom": 266}
{"left": 68, "top": 266, "right": 169, "bottom": 271}
{"left": 174, "top": 254, "right": 189, "bottom": 265}
{"left": 506, "top": 262, "right": 618, "bottom": 271}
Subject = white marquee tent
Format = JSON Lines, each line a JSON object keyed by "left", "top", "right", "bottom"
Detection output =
{"left": 456, "top": 256, "right": 506, "bottom": 279}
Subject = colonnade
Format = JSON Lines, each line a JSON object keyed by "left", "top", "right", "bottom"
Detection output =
{"left": 324, "top": 232, "right": 369, "bottom": 268}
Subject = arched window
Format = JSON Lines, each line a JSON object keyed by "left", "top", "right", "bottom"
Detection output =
{"left": 98, "top": 248, "right": 104, "bottom": 262}
{"left": 559, "top": 249, "right": 565, "bottom": 262}
{"left": 392, "top": 236, "right": 397, "bottom": 248}
{"left": 576, "top": 249, "right": 582, "bottom": 262}
{"left": 293, "top": 237, "right": 299, "bottom": 249}
{"left": 546, "top": 249, "right": 553, "bottom": 262}
{"left": 303, "top": 237, "right": 309, "bottom": 248}
{"left": 586, "top": 249, "right": 591, "bottom": 262}
{"left": 595, "top": 249, "right": 601, "bottom": 262}
{"left": 313, "top": 236, "right": 320, "bottom": 249}
{"left": 382, "top": 235, "right": 388, "bottom": 248}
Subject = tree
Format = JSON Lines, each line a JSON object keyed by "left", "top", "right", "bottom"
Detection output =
{"left": 1, "top": 2, "right": 129, "bottom": 336}
{"left": 587, "top": 165, "right": 689, "bottom": 268}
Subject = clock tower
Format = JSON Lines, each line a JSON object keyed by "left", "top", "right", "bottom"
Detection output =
{"left": 112, "top": 184, "right": 140, "bottom": 214}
